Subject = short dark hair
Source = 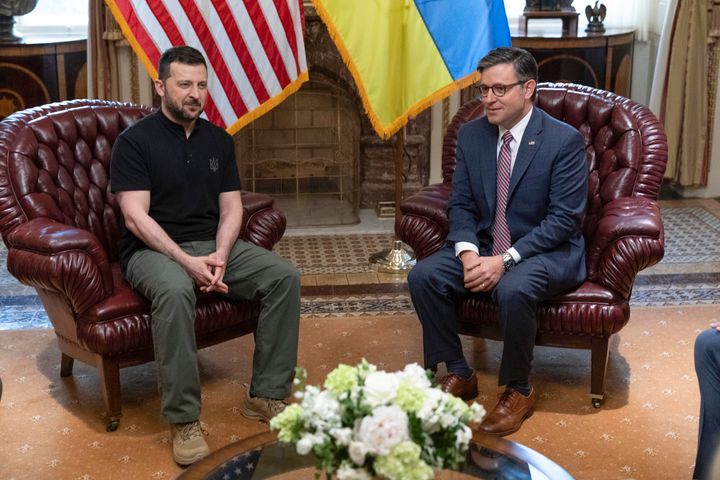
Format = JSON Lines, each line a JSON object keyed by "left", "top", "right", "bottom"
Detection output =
{"left": 157, "top": 46, "right": 207, "bottom": 81}
{"left": 477, "top": 47, "right": 538, "bottom": 100}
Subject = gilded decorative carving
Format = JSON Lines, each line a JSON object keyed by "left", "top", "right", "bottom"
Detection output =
{"left": 0, "top": 87, "right": 23, "bottom": 116}
{"left": 0, "top": 61, "right": 50, "bottom": 119}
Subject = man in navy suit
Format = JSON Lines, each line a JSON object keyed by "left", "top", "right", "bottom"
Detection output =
{"left": 408, "top": 47, "right": 588, "bottom": 436}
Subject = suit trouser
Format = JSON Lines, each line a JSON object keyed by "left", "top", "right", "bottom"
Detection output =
{"left": 408, "top": 246, "right": 549, "bottom": 386}
{"left": 125, "top": 239, "right": 300, "bottom": 424}
{"left": 694, "top": 329, "right": 720, "bottom": 480}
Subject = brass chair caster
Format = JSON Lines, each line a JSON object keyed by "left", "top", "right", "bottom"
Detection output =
{"left": 106, "top": 418, "right": 120, "bottom": 432}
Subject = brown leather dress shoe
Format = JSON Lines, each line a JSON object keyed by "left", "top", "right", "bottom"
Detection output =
{"left": 479, "top": 387, "right": 536, "bottom": 436}
{"left": 437, "top": 370, "right": 478, "bottom": 401}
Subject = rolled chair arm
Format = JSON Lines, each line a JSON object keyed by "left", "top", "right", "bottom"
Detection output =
{"left": 6, "top": 218, "right": 113, "bottom": 314}
{"left": 240, "top": 191, "right": 287, "bottom": 250}
{"left": 586, "top": 197, "right": 664, "bottom": 297}
{"left": 396, "top": 183, "right": 452, "bottom": 260}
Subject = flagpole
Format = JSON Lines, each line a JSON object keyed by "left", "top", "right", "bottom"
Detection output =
{"left": 368, "top": 127, "right": 416, "bottom": 274}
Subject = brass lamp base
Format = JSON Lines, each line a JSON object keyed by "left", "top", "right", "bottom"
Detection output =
{"left": 369, "top": 240, "right": 416, "bottom": 274}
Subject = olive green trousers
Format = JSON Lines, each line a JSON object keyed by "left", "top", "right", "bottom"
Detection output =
{"left": 126, "top": 239, "right": 300, "bottom": 424}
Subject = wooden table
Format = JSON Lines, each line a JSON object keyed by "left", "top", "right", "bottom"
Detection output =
{"left": 179, "top": 430, "right": 574, "bottom": 479}
{"left": 511, "top": 28, "right": 635, "bottom": 97}
{"left": 0, "top": 34, "right": 87, "bottom": 120}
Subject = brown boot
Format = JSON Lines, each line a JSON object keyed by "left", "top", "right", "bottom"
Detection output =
{"left": 479, "top": 387, "right": 536, "bottom": 436}
{"left": 436, "top": 370, "right": 479, "bottom": 401}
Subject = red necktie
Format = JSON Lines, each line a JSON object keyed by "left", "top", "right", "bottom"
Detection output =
{"left": 492, "top": 130, "right": 513, "bottom": 255}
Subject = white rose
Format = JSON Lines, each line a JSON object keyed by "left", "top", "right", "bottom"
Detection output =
{"left": 296, "top": 435, "right": 314, "bottom": 455}
{"left": 331, "top": 427, "right": 353, "bottom": 446}
{"left": 439, "top": 410, "right": 457, "bottom": 429}
{"left": 296, "top": 432, "right": 325, "bottom": 456}
{"left": 399, "top": 363, "right": 432, "bottom": 388}
{"left": 455, "top": 424, "right": 472, "bottom": 447}
{"left": 355, "top": 405, "right": 409, "bottom": 456}
{"left": 469, "top": 403, "right": 486, "bottom": 423}
{"left": 337, "top": 464, "right": 373, "bottom": 480}
{"left": 303, "top": 389, "right": 342, "bottom": 431}
{"left": 417, "top": 388, "right": 443, "bottom": 430}
{"left": 363, "top": 371, "right": 400, "bottom": 407}
{"left": 348, "top": 440, "right": 368, "bottom": 465}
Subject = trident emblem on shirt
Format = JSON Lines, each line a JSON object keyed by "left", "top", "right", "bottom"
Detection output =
{"left": 208, "top": 157, "right": 219, "bottom": 172}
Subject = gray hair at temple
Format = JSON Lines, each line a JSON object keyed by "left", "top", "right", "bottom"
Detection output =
{"left": 157, "top": 46, "right": 207, "bottom": 82}
{"left": 477, "top": 47, "right": 538, "bottom": 101}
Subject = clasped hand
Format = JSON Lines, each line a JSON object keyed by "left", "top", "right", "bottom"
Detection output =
{"left": 460, "top": 252, "right": 504, "bottom": 292}
{"left": 183, "top": 252, "right": 229, "bottom": 294}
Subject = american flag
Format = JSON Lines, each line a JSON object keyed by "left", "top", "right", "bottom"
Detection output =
{"left": 105, "top": 0, "right": 308, "bottom": 134}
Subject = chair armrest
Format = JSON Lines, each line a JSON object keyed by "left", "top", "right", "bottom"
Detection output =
{"left": 586, "top": 197, "right": 664, "bottom": 297}
{"left": 240, "top": 191, "right": 287, "bottom": 250}
{"left": 396, "top": 183, "right": 452, "bottom": 260}
{"left": 5, "top": 218, "right": 113, "bottom": 314}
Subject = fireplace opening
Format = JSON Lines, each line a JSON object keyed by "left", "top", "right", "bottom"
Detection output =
{"left": 234, "top": 77, "right": 361, "bottom": 227}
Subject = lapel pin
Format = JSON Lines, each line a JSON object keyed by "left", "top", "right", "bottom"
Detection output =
{"left": 528, "top": 140, "right": 536, "bottom": 145}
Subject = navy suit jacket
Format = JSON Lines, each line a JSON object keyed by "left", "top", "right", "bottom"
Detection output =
{"left": 447, "top": 107, "right": 588, "bottom": 295}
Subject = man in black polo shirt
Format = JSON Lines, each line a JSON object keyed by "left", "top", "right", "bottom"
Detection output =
{"left": 110, "top": 46, "right": 300, "bottom": 466}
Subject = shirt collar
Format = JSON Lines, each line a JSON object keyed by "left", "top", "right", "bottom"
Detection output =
{"left": 498, "top": 106, "right": 533, "bottom": 144}
{"left": 156, "top": 109, "right": 203, "bottom": 137}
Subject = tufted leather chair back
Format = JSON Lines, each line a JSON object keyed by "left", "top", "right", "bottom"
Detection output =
{"left": 439, "top": 83, "right": 667, "bottom": 279}
{"left": 0, "top": 100, "right": 154, "bottom": 262}
{"left": 535, "top": 84, "right": 666, "bottom": 240}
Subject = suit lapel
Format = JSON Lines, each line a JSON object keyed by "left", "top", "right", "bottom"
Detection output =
{"left": 508, "top": 108, "right": 544, "bottom": 200}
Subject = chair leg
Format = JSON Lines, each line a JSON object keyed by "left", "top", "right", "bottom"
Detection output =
{"left": 60, "top": 353, "right": 74, "bottom": 377}
{"left": 97, "top": 357, "right": 122, "bottom": 432}
{"left": 590, "top": 336, "right": 610, "bottom": 408}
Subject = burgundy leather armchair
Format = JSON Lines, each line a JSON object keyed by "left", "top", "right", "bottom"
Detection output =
{"left": 0, "top": 100, "right": 287, "bottom": 430}
{"left": 397, "top": 83, "right": 668, "bottom": 406}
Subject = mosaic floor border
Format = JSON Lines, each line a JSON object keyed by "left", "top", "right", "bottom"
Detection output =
{"left": 661, "top": 207, "right": 720, "bottom": 263}
{"left": 2, "top": 203, "right": 720, "bottom": 329}
{"left": 3, "top": 282, "right": 720, "bottom": 330}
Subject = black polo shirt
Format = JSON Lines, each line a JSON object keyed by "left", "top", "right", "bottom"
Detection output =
{"left": 110, "top": 110, "right": 241, "bottom": 269}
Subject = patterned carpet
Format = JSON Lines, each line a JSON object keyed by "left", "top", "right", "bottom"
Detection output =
{"left": 661, "top": 207, "right": 720, "bottom": 263}
{"left": 0, "top": 308, "right": 708, "bottom": 479}
{"left": 1, "top": 205, "right": 720, "bottom": 329}
{"left": 275, "top": 233, "right": 395, "bottom": 274}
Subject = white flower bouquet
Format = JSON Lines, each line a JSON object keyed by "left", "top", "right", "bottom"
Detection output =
{"left": 270, "top": 360, "right": 485, "bottom": 480}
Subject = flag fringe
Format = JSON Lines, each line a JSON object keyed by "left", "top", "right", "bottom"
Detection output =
{"left": 226, "top": 71, "right": 309, "bottom": 135}
{"left": 104, "top": 0, "right": 309, "bottom": 135}
{"left": 311, "top": 0, "right": 480, "bottom": 140}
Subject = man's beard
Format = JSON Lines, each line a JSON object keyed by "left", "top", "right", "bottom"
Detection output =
{"left": 164, "top": 97, "right": 203, "bottom": 123}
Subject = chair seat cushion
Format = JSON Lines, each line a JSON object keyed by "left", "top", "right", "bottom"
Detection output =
{"left": 457, "top": 281, "right": 629, "bottom": 337}
{"left": 77, "top": 264, "right": 260, "bottom": 355}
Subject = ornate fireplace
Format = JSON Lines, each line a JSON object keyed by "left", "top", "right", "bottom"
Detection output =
{"left": 233, "top": 4, "right": 430, "bottom": 227}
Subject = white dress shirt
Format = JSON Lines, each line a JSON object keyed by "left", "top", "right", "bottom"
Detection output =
{"left": 455, "top": 106, "right": 534, "bottom": 263}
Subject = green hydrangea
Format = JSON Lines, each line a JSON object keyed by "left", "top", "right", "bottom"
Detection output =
{"left": 446, "top": 395, "right": 471, "bottom": 416}
{"left": 323, "top": 364, "right": 359, "bottom": 394}
{"left": 395, "top": 383, "right": 425, "bottom": 413}
{"left": 374, "top": 441, "right": 433, "bottom": 480}
{"left": 269, "top": 403, "right": 303, "bottom": 442}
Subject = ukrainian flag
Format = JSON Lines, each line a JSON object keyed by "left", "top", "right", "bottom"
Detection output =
{"left": 312, "top": 0, "right": 511, "bottom": 139}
